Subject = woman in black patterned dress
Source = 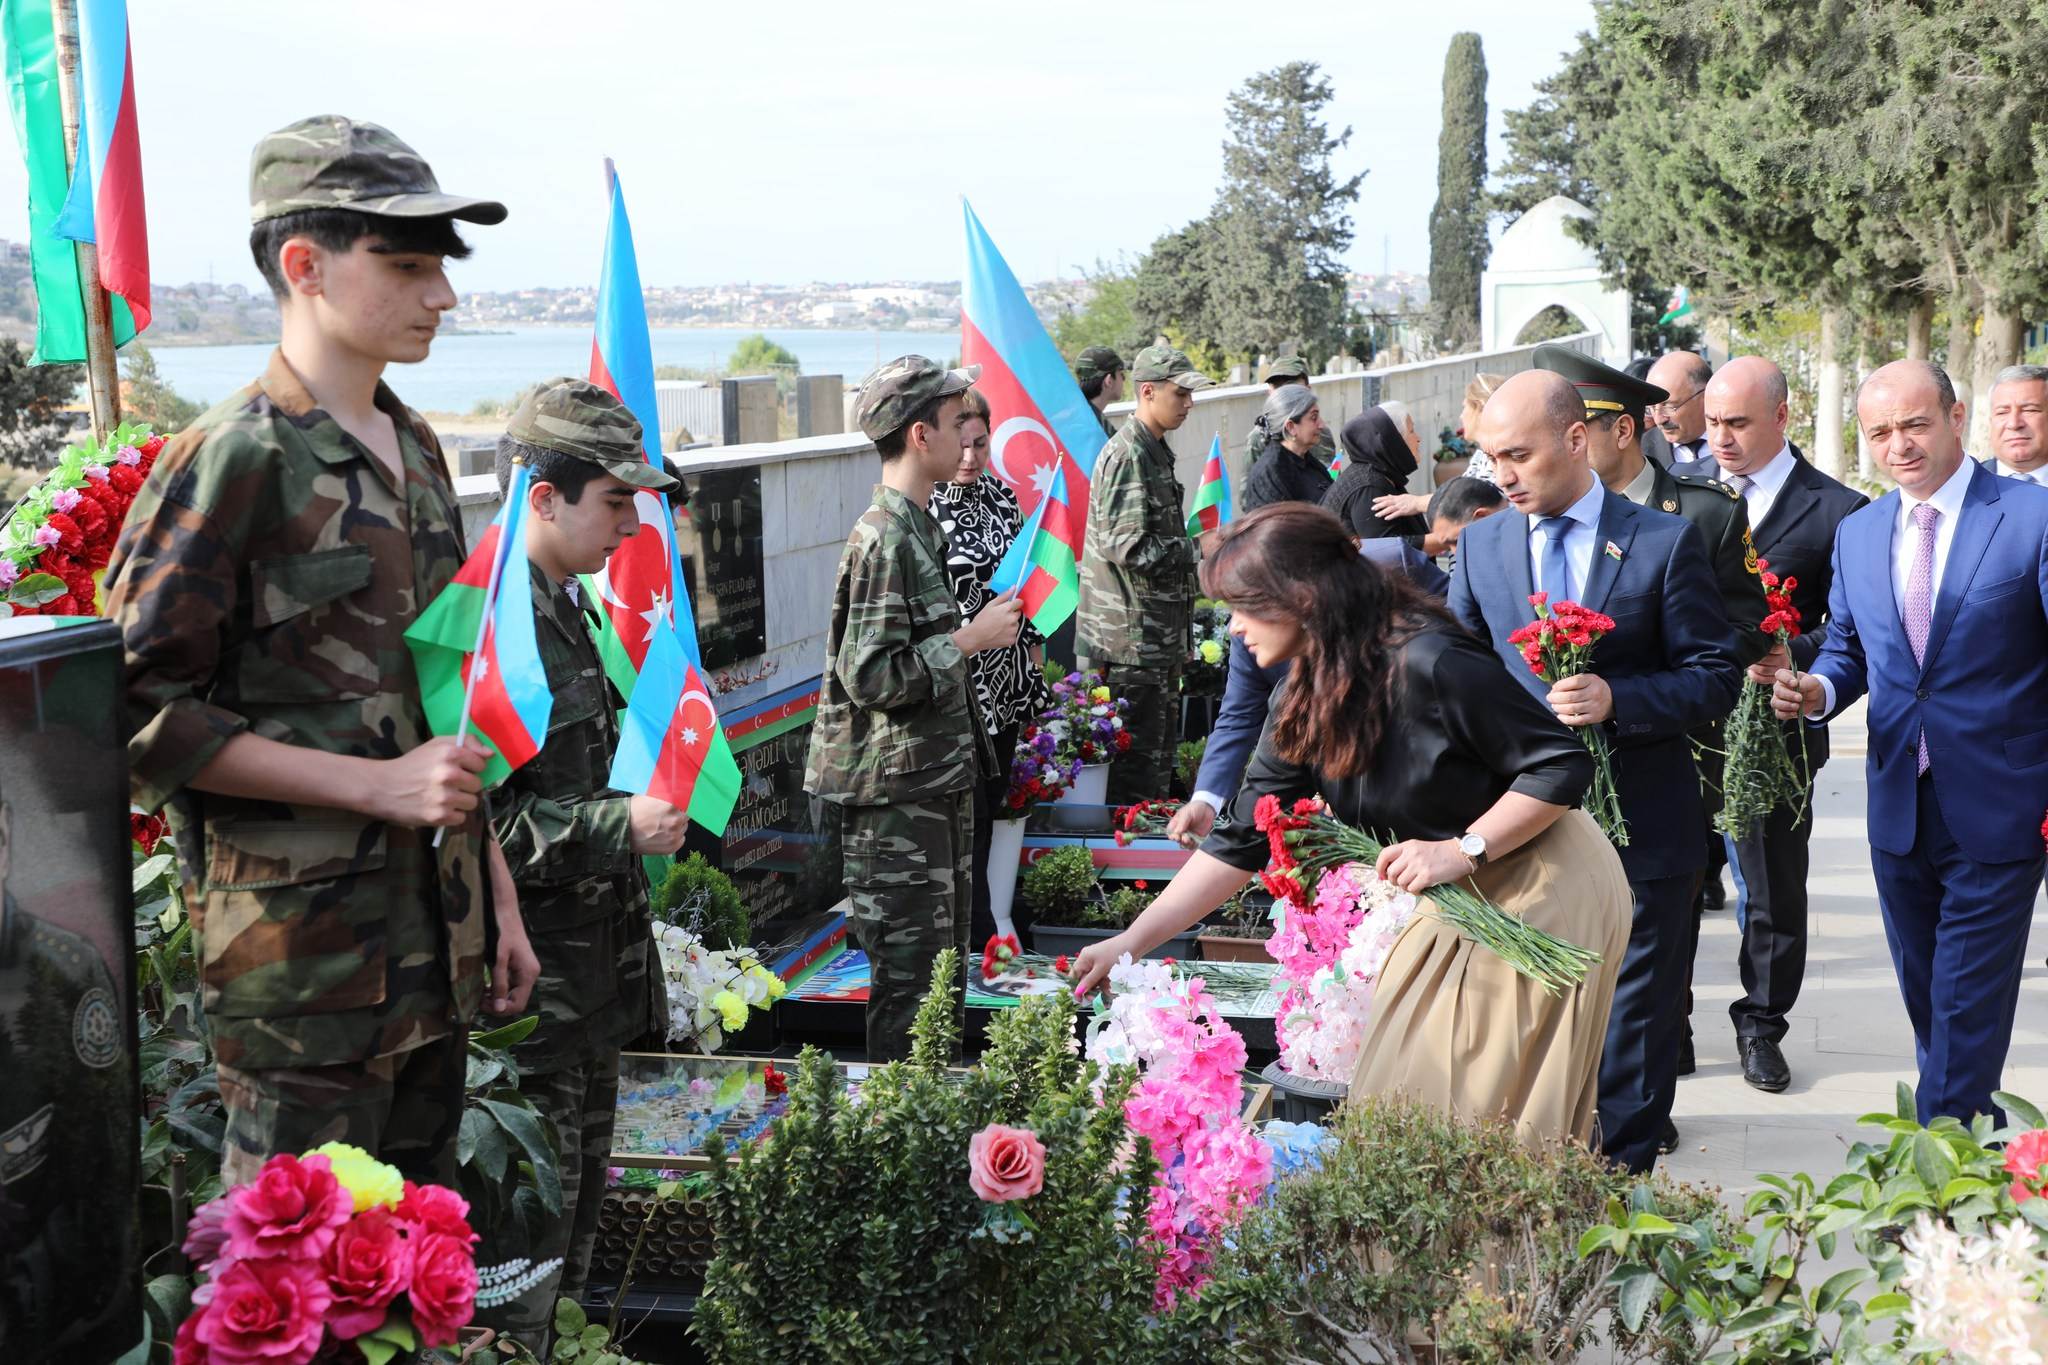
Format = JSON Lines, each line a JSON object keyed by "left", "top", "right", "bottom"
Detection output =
{"left": 930, "top": 388, "right": 1052, "bottom": 943}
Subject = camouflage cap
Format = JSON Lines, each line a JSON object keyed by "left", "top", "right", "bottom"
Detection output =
{"left": 1261, "top": 355, "right": 1311, "bottom": 383}
{"left": 1073, "top": 345, "right": 1126, "bottom": 382}
{"left": 505, "top": 377, "right": 678, "bottom": 492}
{"left": 854, "top": 355, "right": 981, "bottom": 441}
{"left": 249, "top": 115, "right": 509, "bottom": 225}
{"left": 1130, "top": 344, "right": 1215, "bottom": 391}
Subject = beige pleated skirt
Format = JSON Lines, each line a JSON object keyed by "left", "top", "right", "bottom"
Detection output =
{"left": 1347, "top": 809, "right": 1631, "bottom": 1149}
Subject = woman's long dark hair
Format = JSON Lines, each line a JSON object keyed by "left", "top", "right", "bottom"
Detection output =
{"left": 1201, "top": 502, "right": 1453, "bottom": 778}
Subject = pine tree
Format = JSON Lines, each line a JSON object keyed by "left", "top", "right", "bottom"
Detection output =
{"left": 1427, "top": 33, "right": 1489, "bottom": 352}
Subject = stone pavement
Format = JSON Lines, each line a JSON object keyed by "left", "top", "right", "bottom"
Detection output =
{"left": 1663, "top": 699, "right": 2048, "bottom": 1195}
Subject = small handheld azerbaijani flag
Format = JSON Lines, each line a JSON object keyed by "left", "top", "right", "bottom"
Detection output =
{"left": 608, "top": 618, "right": 741, "bottom": 834}
{"left": 1327, "top": 441, "right": 1348, "bottom": 480}
{"left": 405, "top": 461, "right": 553, "bottom": 786}
{"left": 1185, "top": 435, "right": 1232, "bottom": 536}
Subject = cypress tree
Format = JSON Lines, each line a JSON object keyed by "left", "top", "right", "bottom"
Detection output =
{"left": 1428, "top": 33, "right": 1489, "bottom": 351}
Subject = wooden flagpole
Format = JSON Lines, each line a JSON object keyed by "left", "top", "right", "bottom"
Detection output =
{"left": 48, "top": 0, "right": 119, "bottom": 443}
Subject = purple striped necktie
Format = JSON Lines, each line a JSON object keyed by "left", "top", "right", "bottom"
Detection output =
{"left": 1903, "top": 502, "right": 1938, "bottom": 774}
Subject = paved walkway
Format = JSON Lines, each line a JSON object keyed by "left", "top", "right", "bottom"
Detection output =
{"left": 1662, "top": 700, "right": 2048, "bottom": 1193}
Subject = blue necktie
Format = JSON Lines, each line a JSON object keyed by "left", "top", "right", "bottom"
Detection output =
{"left": 1537, "top": 516, "right": 1572, "bottom": 601}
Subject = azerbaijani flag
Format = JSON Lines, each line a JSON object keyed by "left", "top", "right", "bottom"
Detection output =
{"left": 1, "top": 0, "right": 141, "bottom": 362}
{"left": 50, "top": 0, "right": 147, "bottom": 333}
{"left": 406, "top": 462, "right": 553, "bottom": 786}
{"left": 962, "top": 199, "right": 1106, "bottom": 635}
{"left": 1185, "top": 436, "right": 1231, "bottom": 535}
{"left": 609, "top": 618, "right": 741, "bottom": 834}
{"left": 1327, "top": 442, "right": 1347, "bottom": 480}
{"left": 584, "top": 161, "right": 699, "bottom": 700}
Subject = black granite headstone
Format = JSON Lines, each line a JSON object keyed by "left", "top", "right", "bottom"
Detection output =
{"left": 673, "top": 467, "right": 767, "bottom": 670}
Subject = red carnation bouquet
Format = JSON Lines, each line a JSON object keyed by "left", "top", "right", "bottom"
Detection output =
{"left": 1507, "top": 594, "right": 1627, "bottom": 845}
{"left": 0, "top": 422, "right": 164, "bottom": 617}
{"left": 175, "top": 1144, "right": 479, "bottom": 1364}
{"left": 1717, "top": 560, "right": 1809, "bottom": 841}
{"left": 1113, "top": 798, "right": 1185, "bottom": 846}
{"left": 1254, "top": 794, "right": 1599, "bottom": 994}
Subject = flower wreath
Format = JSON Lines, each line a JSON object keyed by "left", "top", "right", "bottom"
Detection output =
{"left": 0, "top": 421, "right": 163, "bottom": 618}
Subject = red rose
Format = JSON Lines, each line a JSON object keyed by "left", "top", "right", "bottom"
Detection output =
{"left": 394, "top": 1181, "right": 476, "bottom": 1245}
{"left": 407, "top": 1229, "right": 478, "bottom": 1348}
{"left": 2006, "top": 1129, "right": 2048, "bottom": 1202}
{"left": 223, "top": 1152, "right": 353, "bottom": 1263}
{"left": 190, "top": 1256, "right": 332, "bottom": 1365}
{"left": 967, "top": 1123, "right": 1046, "bottom": 1203}
{"left": 322, "top": 1206, "right": 413, "bottom": 1339}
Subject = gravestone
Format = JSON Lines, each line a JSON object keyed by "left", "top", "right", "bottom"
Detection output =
{"left": 672, "top": 466, "right": 767, "bottom": 669}
{"left": 720, "top": 376, "right": 779, "bottom": 446}
{"left": 0, "top": 618, "right": 142, "bottom": 1364}
{"left": 795, "top": 375, "right": 844, "bottom": 438}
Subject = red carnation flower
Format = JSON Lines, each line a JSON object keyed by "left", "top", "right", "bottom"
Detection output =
{"left": 131, "top": 812, "right": 168, "bottom": 855}
{"left": 107, "top": 463, "right": 143, "bottom": 495}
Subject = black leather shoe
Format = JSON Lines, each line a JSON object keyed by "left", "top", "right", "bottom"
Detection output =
{"left": 1676, "top": 1033, "right": 1696, "bottom": 1076}
{"left": 1657, "top": 1119, "right": 1679, "bottom": 1154}
{"left": 1700, "top": 878, "right": 1726, "bottom": 911}
{"left": 1739, "top": 1037, "right": 1791, "bottom": 1092}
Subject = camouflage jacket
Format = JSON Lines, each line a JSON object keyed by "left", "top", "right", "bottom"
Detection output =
{"left": 103, "top": 350, "right": 488, "bottom": 1071}
{"left": 1078, "top": 416, "right": 1200, "bottom": 666}
{"left": 489, "top": 566, "right": 656, "bottom": 1074}
{"left": 804, "top": 484, "right": 995, "bottom": 806}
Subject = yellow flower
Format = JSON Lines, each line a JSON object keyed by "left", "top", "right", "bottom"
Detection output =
{"left": 1199, "top": 639, "right": 1223, "bottom": 665}
{"left": 712, "top": 990, "right": 750, "bottom": 1032}
{"left": 309, "top": 1141, "right": 405, "bottom": 1212}
{"left": 749, "top": 965, "right": 788, "bottom": 1000}
{"left": 1090, "top": 686, "right": 1111, "bottom": 704}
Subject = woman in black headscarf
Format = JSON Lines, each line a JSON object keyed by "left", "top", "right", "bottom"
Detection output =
{"left": 1242, "top": 384, "right": 1331, "bottom": 512}
{"left": 1323, "top": 403, "right": 1432, "bottom": 550}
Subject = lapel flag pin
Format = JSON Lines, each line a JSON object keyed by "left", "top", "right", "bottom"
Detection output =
{"left": 1605, "top": 541, "right": 1624, "bottom": 561}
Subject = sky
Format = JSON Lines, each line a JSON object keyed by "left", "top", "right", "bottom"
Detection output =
{"left": 0, "top": 0, "right": 1598, "bottom": 295}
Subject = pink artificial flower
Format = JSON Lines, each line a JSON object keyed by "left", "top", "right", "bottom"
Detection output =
{"left": 2006, "top": 1129, "right": 2048, "bottom": 1202}
{"left": 188, "top": 1256, "right": 332, "bottom": 1365}
{"left": 182, "top": 1194, "right": 234, "bottom": 1270}
{"left": 171, "top": 1311, "right": 205, "bottom": 1365}
{"left": 967, "top": 1123, "right": 1046, "bottom": 1203}
{"left": 115, "top": 443, "right": 142, "bottom": 466}
{"left": 50, "top": 486, "right": 79, "bottom": 512}
{"left": 222, "top": 1153, "right": 352, "bottom": 1263}
{"left": 408, "top": 1230, "right": 479, "bottom": 1349}
{"left": 32, "top": 525, "right": 60, "bottom": 549}
{"left": 0, "top": 560, "right": 16, "bottom": 588}
{"left": 395, "top": 1180, "right": 477, "bottom": 1245}
{"left": 82, "top": 462, "right": 109, "bottom": 482}
{"left": 321, "top": 1206, "right": 413, "bottom": 1339}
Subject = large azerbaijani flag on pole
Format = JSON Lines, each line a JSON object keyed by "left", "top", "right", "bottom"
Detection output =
{"left": 961, "top": 198, "right": 1108, "bottom": 636}
{"left": 1, "top": 0, "right": 143, "bottom": 362}
{"left": 405, "top": 462, "right": 553, "bottom": 787}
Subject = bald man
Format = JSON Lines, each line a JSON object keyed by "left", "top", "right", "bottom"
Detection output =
{"left": 1774, "top": 360, "right": 2048, "bottom": 1126}
{"left": 1451, "top": 369, "right": 1743, "bottom": 1173}
{"left": 1648, "top": 352, "right": 1713, "bottom": 467}
{"left": 1705, "top": 357, "right": 1867, "bottom": 1094}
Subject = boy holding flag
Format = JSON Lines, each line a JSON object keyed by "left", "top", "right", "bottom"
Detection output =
{"left": 104, "top": 116, "right": 536, "bottom": 1186}
{"left": 471, "top": 378, "right": 689, "bottom": 1344}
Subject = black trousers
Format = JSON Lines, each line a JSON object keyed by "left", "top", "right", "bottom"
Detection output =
{"left": 1597, "top": 871, "right": 1698, "bottom": 1174}
{"left": 1728, "top": 764, "right": 1818, "bottom": 1045}
{"left": 969, "top": 723, "right": 1021, "bottom": 949}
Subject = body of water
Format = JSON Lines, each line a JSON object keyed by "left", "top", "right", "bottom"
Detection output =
{"left": 148, "top": 325, "right": 954, "bottom": 415}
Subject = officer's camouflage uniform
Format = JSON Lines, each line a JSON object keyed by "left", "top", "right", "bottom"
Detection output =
{"left": 106, "top": 350, "right": 487, "bottom": 1187}
{"left": 806, "top": 356, "right": 994, "bottom": 1060}
{"left": 475, "top": 380, "right": 675, "bottom": 1347}
{"left": 1078, "top": 346, "right": 1212, "bottom": 805}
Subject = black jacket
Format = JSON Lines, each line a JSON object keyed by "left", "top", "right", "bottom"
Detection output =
{"left": 1324, "top": 409, "right": 1427, "bottom": 547}
{"left": 1243, "top": 439, "right": 1335, "bottom": 512}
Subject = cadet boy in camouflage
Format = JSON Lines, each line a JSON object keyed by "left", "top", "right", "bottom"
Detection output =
{"left": 104, "top": 116, "right": 538, "bottom": 1189}
{"left": 476, "top": 378, "right": 689, "bottom": 1347}
{"left": 804, "top": 357, "right": 1019, "bottom": 1060}
{"left": 1073, "top": 345, "right": 1126, "bottom": 442}
{"left": 1078, "top": 344, "right": 1213, "bottom": 805}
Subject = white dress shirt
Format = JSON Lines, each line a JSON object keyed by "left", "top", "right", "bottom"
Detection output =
{"left": 1734, "top": 443, "right": 1798, "bottom": 531}
{"left": 1812, "top": 454, "right": 1976, "bottom": 718}
{"left": 1526, "top": 475, "right": 1606, "bottom": 603}
{"left": 1999, "top": 461, "right": 2048, "bottom": 488}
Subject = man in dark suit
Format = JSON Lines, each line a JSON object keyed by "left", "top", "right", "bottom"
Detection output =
{"left": 1452, "top": 370, "right": 1742, "bottom": 1173}
{"left": 1648, "top": 352, "right": 1714, "bottom": 466}
{"left": 1704, "top": 357, "right": 1867, "bottom": 1093}
{"left": 1774, "top": 360, "right": 2048, "bottom": 1126}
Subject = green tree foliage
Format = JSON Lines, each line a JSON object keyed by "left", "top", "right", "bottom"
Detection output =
{"left": 1428, "top": 33, "right": 1489, "bottom": 351}
{"left": 120, "top": 343, "right": 203, "bottom": 434}
{"left": 1050, "top": 257, "right": 1150, "bottom": 365}
{"left": 0, "top": 336, "right": 80, "bottom": 435}
{"left": 726, "top": 333, "right": 799, "bottom": 375}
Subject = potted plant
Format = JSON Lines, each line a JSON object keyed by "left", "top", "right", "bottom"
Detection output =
{"left": 1023, "top": 852, "right": 1199, "bottom": 961}
{"left": 1174, "top": 740, "right": 1205, "bottom": 801}
{"left": 1432, "top": 426, "right": 1474, "bottom": 485}
{"left": 1040, "top": 671, "right": 1130, "bottom": 832}
{"left": 1197, "top": 890, "right": 1275, "bottom": 963}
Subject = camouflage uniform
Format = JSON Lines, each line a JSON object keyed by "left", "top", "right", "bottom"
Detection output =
{"left": 103, "top": 117, "right": 506, "bottom": 1188}
{"left": 805, "top": 357, "right": 995, "bottom": 1060}
{"left": 476, "top": 380, "right": 676, "bottom": 1346}
{"left": 1244, "top": 356, "right": 1337, "bottom": 470}
{"left": 1078, "top": 345, "right": 1212, "bottom": 805}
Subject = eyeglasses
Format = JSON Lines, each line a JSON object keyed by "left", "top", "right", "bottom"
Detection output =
{"left": 1647, "top": 390, "right": 1703, "bottom": 418}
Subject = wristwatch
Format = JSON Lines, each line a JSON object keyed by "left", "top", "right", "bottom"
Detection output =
{"left": 1455, "top": 832, "right": 1489, "bottom": 870}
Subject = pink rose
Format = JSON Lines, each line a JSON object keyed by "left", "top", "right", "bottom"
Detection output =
{"left": 51, "top": 486, "right": 79, "bottom": 512}
{"left": 395, "top": 1180, "right": 477, "bottom": 1245}
{"left": 407, "top": 1230, "right": 478, "bottom": 1348}
{"left": 183, "top": 1195, "right": 234, "bottom": 1271}
{"left": 322, "top": 1206, "right": 413, "bottom": 1339}
{"left": 967, "top": 1123, "right": 1046, "bottom": 1203}
{"left": 189, "top": 1256, "right": 331, "bottom": 1365}
{"left": 222, "top": 1153, "right": 352, "bottom": 1263}
{"left": 2006, "top": 1129, "right": 2048, "bottom": 1202}
{"left": 116, "top": 443, "right": 142, "bottom": 466}
{"left": 172, "top": 1311, "right": 205, "bottom": 1365}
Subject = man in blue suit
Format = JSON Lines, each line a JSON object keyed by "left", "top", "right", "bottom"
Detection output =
{"left": 1773, "top": 360, "right": 2048, "bottom": 1125}
{"left": 1451, "top": 370, "right": 1742, "bottom": 1173}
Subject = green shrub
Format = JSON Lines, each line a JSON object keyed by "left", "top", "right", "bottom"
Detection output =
{"left": 651, "top": 852, "right": 749, "bottom": 950}
{"left": 694, "top": 951, "right": 1175, "bottom": 1362}
{"left": 1175, "top": 738, "right": 1206, "bottom": 792}
{"left": 1018, "top": 845, "right": 1100, "bottom": 926}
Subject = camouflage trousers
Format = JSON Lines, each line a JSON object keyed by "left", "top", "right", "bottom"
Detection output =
{"left": 473, "top": 1049, "right": 621, "bottom": 1352}
{"left": 842, "top": 791, "right": 973, "bottom": 1061}
{"left": 1103, "top": 661, "right": 1182, "bottom": 806}
{"left": 217, "top": 1030, "right": 465, "bottom": 1189}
